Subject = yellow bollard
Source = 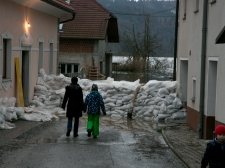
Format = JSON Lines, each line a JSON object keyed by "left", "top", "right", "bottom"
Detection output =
{"left": 15, "top": 57, "right": 24, "bottom": 107}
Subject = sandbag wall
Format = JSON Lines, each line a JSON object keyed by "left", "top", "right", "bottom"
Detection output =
{"left": 0, "top": 69, "right": 186, "bottom": 129}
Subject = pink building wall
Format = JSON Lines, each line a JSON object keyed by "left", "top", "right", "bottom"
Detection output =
{"left": 0, "top": 0, "right": 59, "bottom": 106}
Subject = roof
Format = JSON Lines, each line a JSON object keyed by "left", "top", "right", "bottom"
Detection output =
{"left": 59, "top": 0, "right": 119, "bottom": 42}
{"left": 42, "top": 0, "right": 75, "bottom": 14}
{"left": 10, "top": 0, "right": 75, "bottom": 17}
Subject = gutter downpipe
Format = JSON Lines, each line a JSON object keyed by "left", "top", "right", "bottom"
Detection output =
{"left": 198, "top": 0, "right": 208, "bottom": 139}
{"left": 173, "top": 0, "right": 179, "bottom": 81}
{"left": 57, "top": 14, "right": 75, "bottom": 75}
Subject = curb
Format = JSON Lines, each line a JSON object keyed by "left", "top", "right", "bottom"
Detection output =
{"left": 162, "top": 129, "right": 190, "bottom": 168}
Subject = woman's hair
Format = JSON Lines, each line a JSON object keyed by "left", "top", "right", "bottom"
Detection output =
{"left": 71, "top": 77, "right": 78, "bottom": 84}
{"left": 91, "top": 84, "right": 98, "bottom": 91}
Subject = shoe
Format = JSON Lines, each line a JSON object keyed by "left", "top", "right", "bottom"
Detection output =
{"left": 93, "top": 136, "right": 97, "bottom": 139}
{"left": 74, "top": 134, "right": 78, "bottom": 137}
{"left": 66, "top": 130, "right": 71, "bottom": 137}
{"left": 87, "top": 130, "right": 91, "bottom": 137}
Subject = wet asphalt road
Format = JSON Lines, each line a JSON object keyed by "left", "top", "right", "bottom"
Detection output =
{"left": 0, "top": 115, "right": 187, "bottom": 168}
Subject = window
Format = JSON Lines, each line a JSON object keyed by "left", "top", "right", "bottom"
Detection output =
{"left": 49, "top": 42, "right": 53, "bottom": 74}
{"left": 210, "top": 0, "right": 216, "bottom": 5}
{"left": 2, "top": 38, "right": 12, "bottom": 79}
{"left": 191, "top": 77, "right": 196, "bottom": 101}
{"left": 60, "top": 63, "right": 79, "bottom": 77}
{"left": 38, "top": 42, "right": 43, "bottom": 74}
{"left": 183, "top": 0, "right": 187, "bottom": 20}
{"left": 194, "top": 0, "right": 199, "bottom": 13}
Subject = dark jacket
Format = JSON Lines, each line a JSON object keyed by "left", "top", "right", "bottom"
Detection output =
{"left": 61, "top": 83, "right": 84, "bottom": 118}
{"left": 201, "top": 138, "right": 225, "bottom": 168}
{"left": 84, "top": 91, "right": 106, "bottom": 115}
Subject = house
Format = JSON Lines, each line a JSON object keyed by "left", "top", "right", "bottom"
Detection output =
{"left": 0, "top": 0, "right": 75, "bottom": 107}
{"left": 58, "top": 0, "right": 119, "bottom": 79}
{"left": 177, "top": 0, "right": 225, "bottom": 139}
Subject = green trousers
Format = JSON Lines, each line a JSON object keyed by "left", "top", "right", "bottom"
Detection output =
{"left": 87, "top": 114, "right": 100, "bottom": 136}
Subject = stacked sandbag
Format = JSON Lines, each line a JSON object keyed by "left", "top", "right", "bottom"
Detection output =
{"left": 0, "top": 69, "right": 186, "bottom": 128}
{"left": 0, "top": 97, "right": 17, "bottom": 129}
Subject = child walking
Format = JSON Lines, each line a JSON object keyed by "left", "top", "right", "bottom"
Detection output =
{"left": 84, "top": 84, "right": 106, "bottom": 138}
{"left": 201, "top": 125, "right": 225, "bottom": 168}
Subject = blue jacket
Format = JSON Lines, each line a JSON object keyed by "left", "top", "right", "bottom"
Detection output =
{"left": 201, "top": 138, "right": 225, "bottom": 168}
{"left": 84, "top": 91, "right": 106, "bottom": 115}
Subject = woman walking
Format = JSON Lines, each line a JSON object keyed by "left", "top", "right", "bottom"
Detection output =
{"left": 84, "top": 84, "right": 106, "bottom": 138}
{"left": 61, "top": 77, "right": 84, "bottom": 137}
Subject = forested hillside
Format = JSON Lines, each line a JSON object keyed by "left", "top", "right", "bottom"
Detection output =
{"left": 97, "top": 0, "right": 176, "bottom": 57}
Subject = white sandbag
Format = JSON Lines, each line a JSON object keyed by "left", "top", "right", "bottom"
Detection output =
{"left": 34, "top": 85, "right": 48, "bottom": 92}
{"left": 143, "top": 111, "right": 153, "bottom": 117}
{"left": 153, "top": 109, "right": 159, "bottom": 117}
{"left": 104, "top": 98, "right": 116, "bottom": 104}
{"left": 143, "top": 117, "right": 152, "bottom": 121}
{"left": 164, "top": 94, "right": 176, "bottom": 105}
{"left": 106, "top": 89, "right": 118, "bottom": 95}
{"left": 171, "top": 111, "right": 186, "bottom": 119}
{"left": 172, "top": 97, "right": 182, "bottom": 108}
{"left": 115, "top": 109, "right": 125, "bottom": 115}
{"left": 43, "top": 74, "right": 53, "bottom": 82}
{"left": 157, "top": 88, "right": 169, "bottom": 97}
{"left": 146, "top": 101, "right": 155, "bottom": 106}
{"left": 153, "top": 116, "right": 159, "bottom": 123}
{"left": 50, "top": 85, "right": 62, "bottom": 90}
{"left": 37, "top": 77, "right": 50, "bottom": 89}
{"left": 24, "top": 107, "right": 34, "bottom": 113}
{"left": 0, "top": 122, "right": 15, "bottom": 129}
{"left": 7, "top": 107, "right": 14, "bottom": 113}
{"left": 11, "top": 112, "right": 17, "bottom": 120}
{"left": 158, "top": 113, "right": 171, "bottom": 119}
{"left": 133, "top": 106, "right": 143, "bottom": 112}
{"left": 141, "top": 80, "right": 162, "bottom": 92}
{"left": 50, "top": 95, "right": 61, "bottom": 101}
{"left": 167, "top": 108, "right": 179, "bottom": 114}
{"left": 0, "top": 106, "right": 7, "bottom": 115}
{"left": 19, "top": 113, "right": 42, "bottom": 122}
{"left": 45, "top": 99, "right": 61, "bottom": 106}
{"left": 159, "top": 103, "right": 167, "bottom": 114}
{"left": 119, "top": 104, "right": 130, "bottom": 110}
{"left": 116, "top": 100, "right": 123, "bottom": 106}
{"left": 105, "top": 102, "right": 119, "bottom": 108}
{"left": 14, "top": 107, "right": 24, "bottom": 117}
{"left": 161, "top": 81, "right": 178, "bottom": 91}
{"left": 1, "top": 97, "right": 9, "bottom": 106}
{"left": 122, "top": 95, "right": 133, "bottom": 102}
{"left": 149, "top": 91, "right": 158, "bottom": 97}
{"left": 4, "top": 112, "right": 12, "bottom": 122}
{"left": 8, "top": 97, "right": 16, "bottom": 107}
{"left": 110, "top": 114, "right": 123, "bottom": 119}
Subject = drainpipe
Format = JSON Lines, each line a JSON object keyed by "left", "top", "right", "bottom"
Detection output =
{"left": 173, "top": 0, "right": 179, "bottom": 81}
{"left": 57, "top": 14, "right": 76, "bottom": 75}
{"left": 59, "top": 14, "right": 75, "bottom": 24}
{"left": 198, "top": 0, "right": 208, "bottom": 139}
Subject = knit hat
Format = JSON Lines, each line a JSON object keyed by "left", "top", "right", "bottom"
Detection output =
{"left": 91, "top": 84, "right": 98, "bottom": 91}
{"left": 215, "top": 125, "right": 225, "bottom": 136}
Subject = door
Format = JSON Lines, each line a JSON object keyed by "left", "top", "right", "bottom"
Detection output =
{"left": 22, "top": 51, "right": 30, "bottom": 106}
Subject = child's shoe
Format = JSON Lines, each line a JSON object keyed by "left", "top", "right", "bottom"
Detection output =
{"left": 87, "top": 130, "right": 91, "bottom": 137}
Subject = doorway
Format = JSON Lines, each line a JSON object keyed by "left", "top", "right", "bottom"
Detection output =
{"left": 180, "top": 59, "right": 188, "bottom": 105}
{"left": 205, "top": 59, "right": 218, "bottom": 139}
{"left": 22, "top": 51, "right": 30, "bottom": 106}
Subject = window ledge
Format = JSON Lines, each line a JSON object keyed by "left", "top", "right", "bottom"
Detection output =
{"left": 190, "top": 98, "right": 195, "bottom": 102}
{"left": 1, "top": 78, "right": 12, "bottom": 91}
{"left": 194, "top": 10, "right": 199, "bottom": 13}
{"left": 210, "top": 0, "right": 216, "bottom": 5}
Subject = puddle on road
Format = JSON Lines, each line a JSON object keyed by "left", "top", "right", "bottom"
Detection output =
{"left": 34, "top": 116, "right": 185, "bottom": 144}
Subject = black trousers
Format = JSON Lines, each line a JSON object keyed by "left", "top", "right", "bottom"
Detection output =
{"left": 67, "top": 117, "right": 79, "bottom": 135}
